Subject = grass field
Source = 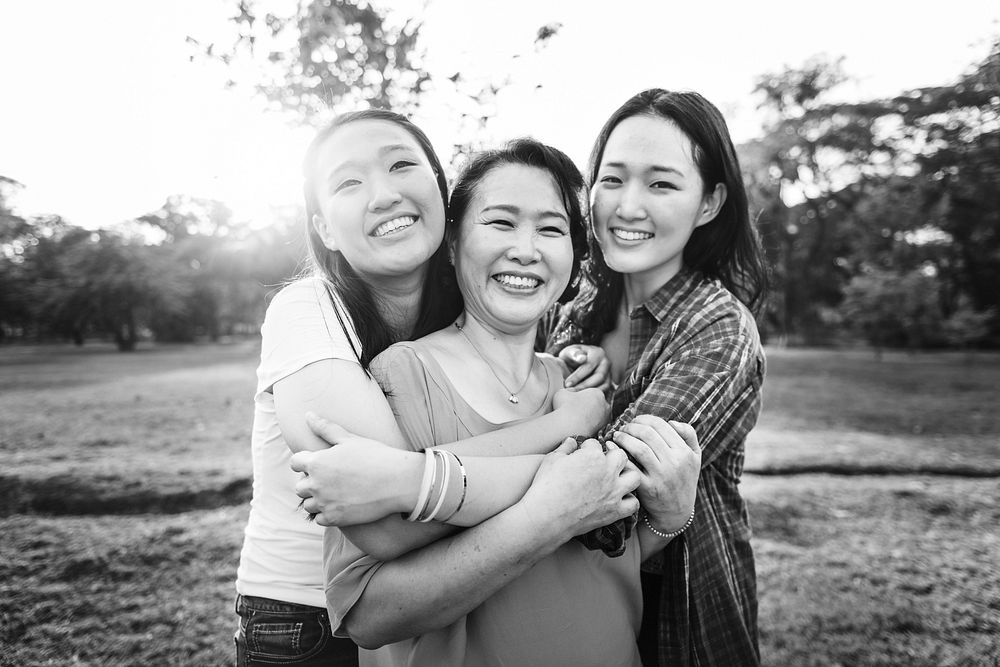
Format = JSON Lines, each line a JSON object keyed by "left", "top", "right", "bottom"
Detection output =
{"left": 1, "top": 342, "right": 998, "bottom": 665}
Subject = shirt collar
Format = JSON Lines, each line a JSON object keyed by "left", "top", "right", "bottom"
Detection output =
{"left": 628, "top": 267, "right": 702, "bottom": 324}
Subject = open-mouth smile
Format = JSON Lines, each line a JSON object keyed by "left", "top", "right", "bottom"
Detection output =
{"left": 493, "top": 273, "right": 542, "bottom": 290}
{"left": 611, "top": 228, "right": 654, "bottom": 242}
{"left": 373, "top": 216, "right": 417, "bottom": 238}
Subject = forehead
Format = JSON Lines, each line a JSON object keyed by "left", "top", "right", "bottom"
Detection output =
{"left": 316, "top": 119, "right": 423, "bottom": 168}
{"left": 602, "top": 114, "right": 697, "bottom": 170}
{"left": 468, "top": 164, "right": 564, "bottom": 211}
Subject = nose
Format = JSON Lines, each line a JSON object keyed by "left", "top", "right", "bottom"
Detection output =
{"left": 367, "top": 175, "right": 403, "bottom": 212}
{"left": 615, "top": 181, "right": 647, "bottom": 221}
{"left": 505, "top": 227, "right": 541, "bottom": 264}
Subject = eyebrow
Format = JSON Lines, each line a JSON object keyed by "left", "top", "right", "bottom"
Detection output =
{"left": 326, "top": 144, "right": 420, "bottom": 178}
{"left": 481, "top": 204, "right": 568, "bottom": 222}
{"left": 602, "top": 161, "right": 686, "bottom": 177}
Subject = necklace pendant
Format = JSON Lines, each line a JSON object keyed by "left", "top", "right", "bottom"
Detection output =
{"left": 508, "top": 394, "right": 519, "bottom": 404}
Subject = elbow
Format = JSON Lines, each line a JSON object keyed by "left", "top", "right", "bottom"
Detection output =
{"left": 342, "top": 615, "right": 396, "bottom": 650}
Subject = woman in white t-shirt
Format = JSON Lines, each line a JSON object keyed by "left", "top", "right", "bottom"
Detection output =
{"left": 234, "top": 110, "right": 621, "bottom": 666}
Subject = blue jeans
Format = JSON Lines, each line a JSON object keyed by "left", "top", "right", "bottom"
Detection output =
{"left": 234, "top": 594, "right": 358, "bottom": 666}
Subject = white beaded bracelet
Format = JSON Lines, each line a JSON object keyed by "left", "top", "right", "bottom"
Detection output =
{"left": 642, "top": 509, "right": 695, "bottom": 540}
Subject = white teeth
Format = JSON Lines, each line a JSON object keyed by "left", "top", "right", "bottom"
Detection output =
{"left": 495, "top": 274, "right": 540, "bottom": 289}
{"left": 612, "top": 228, "right": 653, "bottom": 241}
{"left": 373, "top": 216, "right": 416, "bottom": 238}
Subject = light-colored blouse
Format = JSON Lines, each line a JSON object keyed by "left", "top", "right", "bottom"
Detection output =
{"left": 324, "top": 340, "right": 643, "bottom": 667}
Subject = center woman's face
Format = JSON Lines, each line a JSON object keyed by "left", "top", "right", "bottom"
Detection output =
{"left": 452, "top": 164, "right": 574, "bottom": 334}
{"left": 311, "top": 119, "right": 445, "bottom": 284}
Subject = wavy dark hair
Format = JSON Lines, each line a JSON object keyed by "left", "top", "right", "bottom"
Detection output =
{"left": 301, "top": 109, "right": 461, "bottom": 372}
{"left": 573, "top": 89, "right": 769, "bottom": 340}
{"left": 447, "top": 137, "right": 589, "bottom": 306}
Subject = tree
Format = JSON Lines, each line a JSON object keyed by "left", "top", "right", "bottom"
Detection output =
{"left": 190, "top": 0, "right": 430, "bottom": 122}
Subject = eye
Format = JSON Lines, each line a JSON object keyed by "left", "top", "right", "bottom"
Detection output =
{"left": 333, "top": 178, "right": 361, "bottom": 193}
{"left": 486, "top": 219, "right": 515, "bottom": 229}
{"left": 539, "top": 225, "right": 568, "bottom": 237}
{"left": 651, "top": 180, "right": 679, "bottom": 191}
{"left": 599, "top": 175, "right": 622, "bottom": 186}
{"left": 390, "top": 159, "right": 417, "bottom": 171}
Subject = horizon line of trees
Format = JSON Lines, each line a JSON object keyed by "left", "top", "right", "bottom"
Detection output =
{"left": 1, "top": 1, "right": 997, "bottom": 352}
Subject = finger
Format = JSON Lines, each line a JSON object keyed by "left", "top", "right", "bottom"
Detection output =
{"left": 604, "top": 445, "right": 629, "bottom": 472}
{"left": 293, "top": 475, "right": 313, "bottom": 499}
{"left": 620, "top": 493, "right": 641, "bottom": 516}
{"left": 611, "top": 430, "right": 658, "bottom": 472}
{"left": 618, "top": 466, "right": 641, "bottom": 492}
{"left": 300, "top": 497, "right": 321, "bottom": 515}
{"left": 630, "top": 414, "right": 680, "bottom": 449}
{"left": 619, "top": 422, "right": 669, "bottom": 459}
{"left": 305, "top": 412, "right": 351, "bottom": 445}
{"left": 577, "top": 437, "right": 604, "bottom": 453}
{"left": 553, "top": 436, "right": 580, "bottom": 455}
{"left": 667, "top": 420, "right": 701, "bottom": 454}
{"left": 563, "top": 358, "right": 598, "bottom": 388}
{"left": 289, "top": 451, "right": 312, "bottom": 474}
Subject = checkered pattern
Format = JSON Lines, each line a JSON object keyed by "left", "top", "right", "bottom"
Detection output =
{"left": 549, "top": 269, "right": 765, "bottom": 666}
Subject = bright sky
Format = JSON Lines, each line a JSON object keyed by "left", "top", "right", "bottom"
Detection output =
{"left": 1, "top": 0, "right": 997, "bottom": 229}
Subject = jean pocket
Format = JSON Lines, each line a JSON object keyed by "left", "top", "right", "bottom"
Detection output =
{"left": 246, "top": 612, "right": 329, "bottom": 661}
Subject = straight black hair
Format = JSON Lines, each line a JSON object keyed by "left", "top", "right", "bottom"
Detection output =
{"left": 572, "top": 89, "right": 769, "bottom": 340}
{"left": 301, "top": 109, "right": 461, "bottom": 371}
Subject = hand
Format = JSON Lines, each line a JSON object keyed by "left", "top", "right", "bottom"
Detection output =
{"left": 552, "top": 387, "right": 611, "bottom": 436}
{"left": 611, "top": 415, "right": 701, "bottom": 533}
{"left": 558, "top": 345, "right": 612, "bottom": 392}
{"left": 289, "top": 413, "right": 423, "bottom": 527}
{"left": 517, "top": 437, "right": 640, "bottom": 542}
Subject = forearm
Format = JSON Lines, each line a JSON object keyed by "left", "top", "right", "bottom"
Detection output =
{"left": 343, "top": 502, "right": 568, "bottom": 648}
{"left": 342, "top": 454, "right": 544, "bottom": 560}
{"left": 440, "top": 408, "right": 586, "bottom": 457}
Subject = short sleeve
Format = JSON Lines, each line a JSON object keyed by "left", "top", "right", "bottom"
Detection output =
{"left": 370, "top": 344, "right": 437, "bottom": 453}
{"left": 255, "top": 278, "right": 362, "bottom": 401}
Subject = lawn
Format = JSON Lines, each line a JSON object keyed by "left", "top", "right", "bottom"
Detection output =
{"left": 1, "top": 342, "right": 998, "bottom": 665}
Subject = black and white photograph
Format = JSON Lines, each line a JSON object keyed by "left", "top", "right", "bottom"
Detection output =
{"left": 1, "top": 1, "right": 998, "bottom": 665}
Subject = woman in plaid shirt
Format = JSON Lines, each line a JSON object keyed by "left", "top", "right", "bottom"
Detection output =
{"left": 546, "top": 89, "right": 769, "bottom": 666}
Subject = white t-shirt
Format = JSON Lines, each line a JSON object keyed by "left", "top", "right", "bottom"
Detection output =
{"left": 236, "top": 277, "right": 362, "bottom": 608}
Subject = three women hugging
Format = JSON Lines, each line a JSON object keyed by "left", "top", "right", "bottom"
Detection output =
{"left": 234, "top": 88, "right": 769, "bottom": 667}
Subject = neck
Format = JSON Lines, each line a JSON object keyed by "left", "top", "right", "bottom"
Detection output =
{"left": 623, "top": 262, "right": 683, "bottom": 311}
{"left": 457, "top": 311, "right": 538, "bottom": 380}
{"left": 365, "top": 270, "right": 427, "bottom": 340}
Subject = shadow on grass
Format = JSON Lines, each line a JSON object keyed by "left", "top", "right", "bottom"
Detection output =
{"left": 0, "top": 473, "right": 251, "bottom": 516}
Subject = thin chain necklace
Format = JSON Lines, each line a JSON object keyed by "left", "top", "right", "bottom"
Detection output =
{"left": 454, "top": 320, "right": 537, "bottom": 404}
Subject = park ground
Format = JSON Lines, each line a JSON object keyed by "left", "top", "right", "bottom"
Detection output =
{"left": 1, "top": 343, "right": 998, "bottom": 666}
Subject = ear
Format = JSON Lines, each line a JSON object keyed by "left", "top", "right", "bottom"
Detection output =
{"left": 695, "top": 183, "right": 727, "bottom": 228}
{"left": 311, "top": 214, "right": 338, "bottom": 252}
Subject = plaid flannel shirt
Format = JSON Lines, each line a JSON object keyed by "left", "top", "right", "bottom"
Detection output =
{"left": 548, "top": 268, "right": 765, "bottom": 667}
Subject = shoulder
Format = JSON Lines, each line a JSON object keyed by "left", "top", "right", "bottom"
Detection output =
{"left": 370, "top": 342, "right": 429, "bottom": 385}
{"left": 268, "top": 277, "right": 342, "bottom": 313}
{"left": 669, "top": 278, "right": 762, "bottom": 364}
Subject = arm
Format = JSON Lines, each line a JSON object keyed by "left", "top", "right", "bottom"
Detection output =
{"left": 329, "top": 439, "right": 640, "bottom": 649}
{"left": 610, "top": 416, "right": 701, "bottom": 561}
{"left": 607, "top": 314, "right": 762, "bottom": 470}
{"left": 290, "top": 351, "right": 609, "bottom": 560}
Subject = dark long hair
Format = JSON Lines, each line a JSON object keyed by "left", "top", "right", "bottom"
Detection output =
{"left": 301, "top": 109, "right": 461, "bottom": 371}
{"left": 574, "top": 89, "right": 769, "bottom": 340}
{"left": 447, "top": 137, "right": 589, "bottom": 305}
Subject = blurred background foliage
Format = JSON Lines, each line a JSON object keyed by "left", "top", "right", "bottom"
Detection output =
{"left": 1, "top": 0, "right": 998, "bottom": 352}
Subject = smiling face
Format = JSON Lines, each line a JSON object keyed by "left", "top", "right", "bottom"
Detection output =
{"left": 591, "top": 114, "right": 725, "bottom": 300}
{"left": 452, "top": 164, "right": 575, "bottom": 335}
{"left": 310, "top": 119, "right": 445, "bottom": 285}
